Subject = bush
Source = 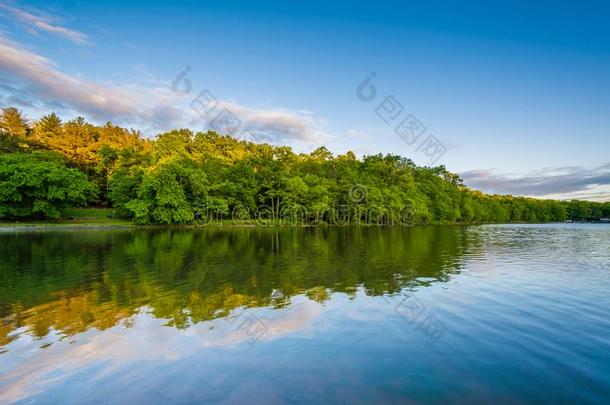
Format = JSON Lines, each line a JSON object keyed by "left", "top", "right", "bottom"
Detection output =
{"left": 0, "top": 152, "right": 98, "bottom": 219}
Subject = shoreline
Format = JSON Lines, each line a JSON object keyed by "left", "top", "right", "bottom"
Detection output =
{"left": 1, "top": 220, "right": 607, "bottom": 232}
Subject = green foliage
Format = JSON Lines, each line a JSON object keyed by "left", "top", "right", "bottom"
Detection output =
{"left": 124, "top": 159, "right": 207, "bottom": 224}
{"left": 0, "top": 107, "right": 607, "bottom": 224}
{"left": 61, "top": 208, "right": 115, "bottom": 218}
{"left": 0, "top": 152, "right": 98, "bottom": 219}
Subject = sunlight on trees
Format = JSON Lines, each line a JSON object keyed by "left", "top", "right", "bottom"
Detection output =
{"left": 0, "top": 107, "right": 608, "bottom": 223}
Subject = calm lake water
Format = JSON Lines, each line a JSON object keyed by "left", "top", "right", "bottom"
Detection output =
{"left": 1, "top": 224, "right": 609, "bottom": 404}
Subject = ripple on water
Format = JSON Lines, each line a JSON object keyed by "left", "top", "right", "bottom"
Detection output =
{"left": 1, "top": 224, "right": 609, "bottom": 403}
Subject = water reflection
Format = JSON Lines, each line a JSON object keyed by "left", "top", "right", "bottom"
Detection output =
{"left": 0, "top": 226, "right": 469, "bottom": 348}
{"left": 2, "top": 225, "right": 610, "bottom": 403}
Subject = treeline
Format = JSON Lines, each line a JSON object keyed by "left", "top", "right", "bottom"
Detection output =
{"left": 1, "top": 107, "right": 609, "bottom": 224}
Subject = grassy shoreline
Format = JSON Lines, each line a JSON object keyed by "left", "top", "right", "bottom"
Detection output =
{"left": 0, "top": 208, "right": 133, "bottom": 229}
{"left": 2, "top": 208, "right": 606, "bottom": 231}
{"left": 0, "top": 218, "right": 134, "bottom": 229}
{"left": 2, "top": 219, "right": 603, "bottom": 231}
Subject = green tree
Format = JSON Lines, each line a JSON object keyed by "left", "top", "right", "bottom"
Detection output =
{"left": 124, "top": 158, "right": 207, "bottom": 224}
{"left": 1, "top": 107, "right": 607, "bottom": 226}
{"left": 0, "top": 152, "right": 98, "bottom": 218}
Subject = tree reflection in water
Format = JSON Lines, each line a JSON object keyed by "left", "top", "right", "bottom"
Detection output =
{"left": 0, "top": 226, "right": 473, "bottom": 347}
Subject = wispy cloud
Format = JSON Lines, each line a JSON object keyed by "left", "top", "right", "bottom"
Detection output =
{"left": 0, "top": 36, "right": 325, "bottom": 141}
{"left": 461, "top": 164, "right": 610, "bottom": 201}
{"left": 0, "top": 36, "right": 154, "bottom": 120}
{"left": 5, "top": 94, "right": 35, "bottom": 107}
{"left": 210, "top": 100, "right": 322, "bottom": 143}
{"left": 0, "top": 3, "right": 91, "bottom": 45}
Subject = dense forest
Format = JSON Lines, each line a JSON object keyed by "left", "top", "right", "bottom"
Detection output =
{"left": 0, "top": 107, "right": 608, "bottom": 225}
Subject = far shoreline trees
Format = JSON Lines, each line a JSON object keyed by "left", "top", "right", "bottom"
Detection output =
{"left": 1, "top": 107, "right": 609, "bottom": 224}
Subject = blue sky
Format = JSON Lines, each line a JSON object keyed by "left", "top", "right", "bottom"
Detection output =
{"left": 1, "top": 0, "right": 609, "bottom": 200}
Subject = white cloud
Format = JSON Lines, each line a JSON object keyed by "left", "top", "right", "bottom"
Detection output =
{"left": 210, "top": 100, "right": 323, "bottom": 143}
{"left": 0, "top": 36, "right": 151, "bottom": 119}
{"left": 0, "top": 3, "right": 91, "bottom": 45}
{"left": 0, "top": 36, "right": 326, "bottom": 141}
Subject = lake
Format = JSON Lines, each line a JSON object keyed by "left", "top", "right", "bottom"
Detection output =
{"left": 1, "top": 224, "right": 609, "bottom": 404}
